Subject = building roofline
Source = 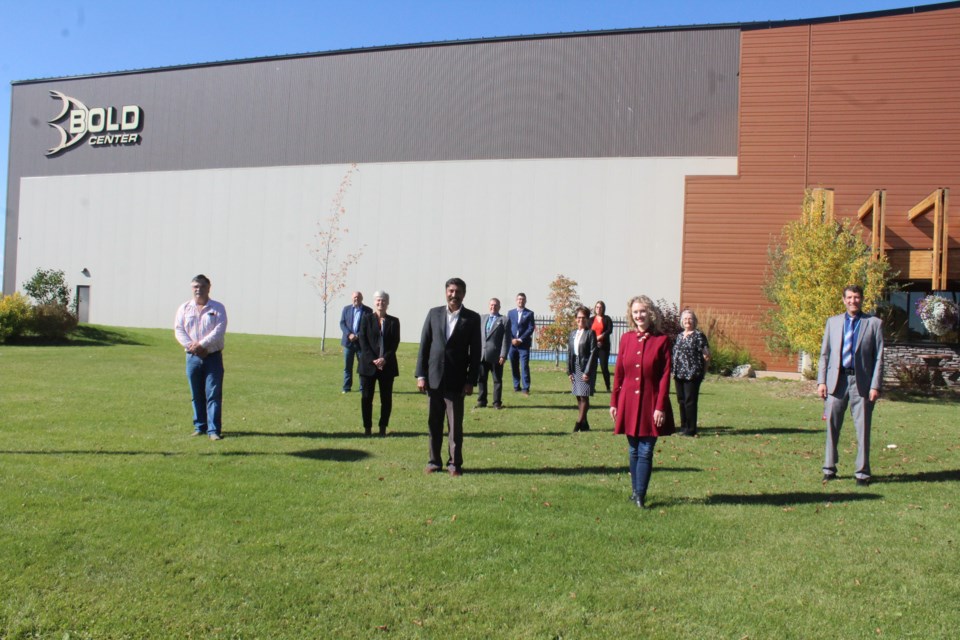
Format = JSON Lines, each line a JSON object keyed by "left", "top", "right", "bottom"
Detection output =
{"left": 11, "top": 1, "right": 960, "bottom": 85}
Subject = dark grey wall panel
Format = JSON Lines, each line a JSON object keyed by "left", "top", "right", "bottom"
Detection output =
{"left": 10, "top": 28, "right": 739, "bottom": 173}
{"left": 5, "top": 28, "right": 740, "bottom": 292}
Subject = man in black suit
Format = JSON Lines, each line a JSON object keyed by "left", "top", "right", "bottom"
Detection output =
{"left": 415, "top": 277, "right": 482, "bottom": 477}
{"left": 476, "top": 297, "right": 510, "bottom": 409}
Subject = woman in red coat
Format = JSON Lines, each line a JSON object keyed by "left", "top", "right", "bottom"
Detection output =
{"left": 610, "top": 295, "right": 675, "bottom": 509}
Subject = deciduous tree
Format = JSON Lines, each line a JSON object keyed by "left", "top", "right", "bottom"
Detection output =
{"left": 23, "top": 268, "right": 71, "bottom": 308}
{"left": 764, "top": 189, "right": 892, "bottom": 369}
{"left": 537, "top": 274, "right": 580, "bottom": 366}
{"left": 306, "top": 164, "right": 365, "bottom": 351}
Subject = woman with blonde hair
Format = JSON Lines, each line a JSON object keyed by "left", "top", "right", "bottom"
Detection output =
{"left": 610, "top": 295, "right": 675, "bottom": 509}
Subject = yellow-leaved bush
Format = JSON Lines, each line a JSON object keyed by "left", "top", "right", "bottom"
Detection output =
{"left": 764, "top": 190, "right": 892, "bottom": 368}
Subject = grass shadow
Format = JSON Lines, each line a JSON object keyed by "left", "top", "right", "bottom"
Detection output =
{"left": 0, "top": 449, "right": 182, "bottom": 456}
{"left": 500, "top": 405, "right": 578, "bottom": 411}
{"left": 696, "top": 425, "right": 821, "bottom": 436}
{"left": 466, "top": 431, "right": 570, "bottom": 438}
{"left": 3, "top": 325, "right": 146, "bottom": 347}
{"left": 663, "top": 491, "right": 881, "bottom": 507}
{"left": 468, "top": 465, "right": 700, "bottom": 476}
{"left": 229, "top": 429, "right": 423, "bottom": 439}
{"left": 197, "top": 448, "right": 372, "bottom": 462}
{"left": 288, "top": 448, "right": 371, "bottom": 462}
{"left": 881, "top": 469, "right": 960, "bottom": 483}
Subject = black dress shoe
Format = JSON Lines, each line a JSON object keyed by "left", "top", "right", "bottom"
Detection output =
{"left": 581, "top": 420, "right": 591, "bottom": 432}
{"left": 492, "top": 403, "right": 503, "bottom": 410}
{"left": 573, "top": 422, "right": 582, "bottom": 432}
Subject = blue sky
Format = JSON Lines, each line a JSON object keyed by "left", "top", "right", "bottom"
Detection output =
{"left": 0, "top": 0, "right": 947, "bottom": 284}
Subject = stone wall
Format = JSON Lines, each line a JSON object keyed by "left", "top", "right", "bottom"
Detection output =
{"left": 883, "top": 343, "right": 960, "bottom": 387}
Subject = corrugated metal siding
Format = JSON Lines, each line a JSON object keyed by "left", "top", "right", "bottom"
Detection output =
{"left": 683, "top": 7, "right": 960, "bottom": 371}
{"left": 8, "top": 29, "right": 740, "bottom": 177}
{"left": 5, "top": 28, "right": 741, "bottom": 292}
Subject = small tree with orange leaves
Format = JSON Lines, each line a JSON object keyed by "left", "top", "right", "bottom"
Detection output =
{"left": 306, "top": 164, "right": 365, "bottom": 351}
{"left": 537, "top": 274, "right": 581, "bottom": 366}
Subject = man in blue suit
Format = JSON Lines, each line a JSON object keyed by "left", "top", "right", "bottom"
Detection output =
{"left": 507, "top": 292, "right": 536, "bottom": 395}
{"left": 339, "top": 291, "right": 371, "bottom": 393}
{"left": 817, "top": 284, "right": 884, "bottom": 486}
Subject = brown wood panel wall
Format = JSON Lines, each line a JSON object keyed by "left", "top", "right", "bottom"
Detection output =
{"left": 682, "top": 7, "right": 960, "bottom": 371}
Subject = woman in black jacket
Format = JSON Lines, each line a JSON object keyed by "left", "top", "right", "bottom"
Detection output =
{"left": 568, "top": 305, "right": 599, "bottom": 432}
{"left": 358, "top": 291, "right": 400, "bottom": 436}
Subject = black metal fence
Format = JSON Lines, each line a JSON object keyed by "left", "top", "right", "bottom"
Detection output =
{"left": 528, "top": 314, "right": 629, "bottom": 363}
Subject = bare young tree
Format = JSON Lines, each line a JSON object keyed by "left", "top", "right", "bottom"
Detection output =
{"left": 306, "top": 164, "right": 365, "bottom": 351}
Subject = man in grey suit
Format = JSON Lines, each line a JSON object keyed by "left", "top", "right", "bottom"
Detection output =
{"left": 817, "top": 284, "right": 884, "bottom": 486}
{"left": 416, "top": 277, "right": 482, "bottom": 477}
{"left": 476, "top": 298, "right": 510, "bottom": 410}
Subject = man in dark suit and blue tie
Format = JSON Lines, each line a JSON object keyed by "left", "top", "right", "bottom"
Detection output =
{"left": 416, "top": 278, "right": 482, "bottom": 477}
{"left": 507, "top": 292, "right": 535, "bottom": 395}
{"left": 339, "top": 291, "right": 371, "bottom": 393}
{"left": 477, "top": 297, "right": 510, "bottom": 409}
{"left": 817, "top": 284, "right": 884, "bottom": 486}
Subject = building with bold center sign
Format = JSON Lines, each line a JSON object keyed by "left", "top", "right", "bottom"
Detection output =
{"left": 5, "top": 2, "right": 959, "bottom": 370}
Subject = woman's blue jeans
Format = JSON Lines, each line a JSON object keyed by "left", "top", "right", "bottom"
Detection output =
{"left": 627, "top": 436, "right": 658, "bottom": 498}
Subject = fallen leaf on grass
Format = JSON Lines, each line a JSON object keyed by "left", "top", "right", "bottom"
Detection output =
{"left": 451, "top": 514, "right": 457, "bottom": 522}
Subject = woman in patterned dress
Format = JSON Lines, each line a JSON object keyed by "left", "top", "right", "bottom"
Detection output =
{"left": 672, "top": 309, "right": 710, "bottom": 436}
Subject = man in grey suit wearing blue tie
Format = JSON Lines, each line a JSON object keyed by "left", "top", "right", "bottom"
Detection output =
{"left": 817, "top": 284, "right": 884, "bottom": 486}
{"left": 477, "top": 297, "right": 510, "bottom": 409}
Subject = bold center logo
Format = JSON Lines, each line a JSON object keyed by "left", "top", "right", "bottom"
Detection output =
{"left": 46, "top": 90, "right": 143, "bottom": 156}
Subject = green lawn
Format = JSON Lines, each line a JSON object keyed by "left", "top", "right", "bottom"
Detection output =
{"left": 1, "top": 326, "right": 957, "bottom": 639}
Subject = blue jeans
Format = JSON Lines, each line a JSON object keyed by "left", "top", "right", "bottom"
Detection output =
{"left": 186, "top": 351, "right": 224, "bottom": 435}
{"left": 509, "top": 346, "right": 531, "bottom": 391}
{"left": 342, "top": 342, "right": 361, "bottom": 392}
{"left": 627, "top": 436, "right": 657, "bottom": 498}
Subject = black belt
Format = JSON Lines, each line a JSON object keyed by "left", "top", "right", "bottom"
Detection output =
{"left": 843, "top": 367, "right": 855, "bottom": 376}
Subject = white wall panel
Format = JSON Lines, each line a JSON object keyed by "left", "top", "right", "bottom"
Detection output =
{"left": 16, "top": 156, "right": 735, "bottom": 342}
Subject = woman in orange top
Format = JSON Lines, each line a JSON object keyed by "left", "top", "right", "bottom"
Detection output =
{"left": 590, "top": 300, "right": 614, "bottom": 392}
{"left": 610, "top": 295, "right": 675, "bottom": 509}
